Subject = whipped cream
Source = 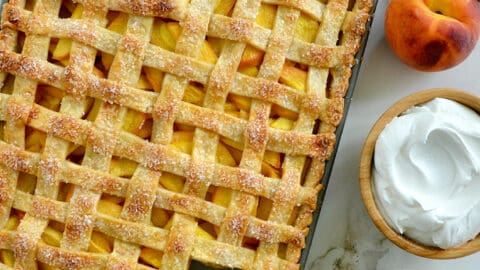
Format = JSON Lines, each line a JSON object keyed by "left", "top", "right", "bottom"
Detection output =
{"left": 373, "top": 98, "right": 480, "bottom": 249}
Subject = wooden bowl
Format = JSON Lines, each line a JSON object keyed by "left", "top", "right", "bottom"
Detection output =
{"left": 359, "top": 88, "right": 480, "bottom": 259}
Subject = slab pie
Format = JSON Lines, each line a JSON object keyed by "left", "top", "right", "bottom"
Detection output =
{"left": 0, "top": 0, "right": 373, "bottom": 269}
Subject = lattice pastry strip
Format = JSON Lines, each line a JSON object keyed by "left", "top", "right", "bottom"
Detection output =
{"left": 2, "top": 0, "right": 63, "bottom": 269}
{"left": 0, "top": 0, "right": 374, "bottom": 269}
{"left": 3, "top": 5, "right": 360, "bottom": 81}
{"left": 98, "top": 14, "right": 155, "bottom": 269}
{"left": 242, "top": 5, "right": 301, "bottom": 268}
{"left": 155, "top": 0, "right": 221, "bottom": 268}
{"left": 45, "top": 5, "right": 109, "bottom": 261}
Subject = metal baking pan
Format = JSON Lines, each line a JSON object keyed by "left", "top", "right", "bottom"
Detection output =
{"left": 0, "top": 0, "right": 377, "bottom": 269}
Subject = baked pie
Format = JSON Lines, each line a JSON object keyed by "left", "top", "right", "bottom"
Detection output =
{"left": 0, "top": 0, "right": 373, "bottom": 269}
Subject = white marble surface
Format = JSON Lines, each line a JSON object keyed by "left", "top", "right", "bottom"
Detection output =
{"left": 305, "top": 1, "right": 480, "bottom": 269}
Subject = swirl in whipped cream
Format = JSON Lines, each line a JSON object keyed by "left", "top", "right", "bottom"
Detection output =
{"left": 373, "top": 98, "right": 480, "bottom": 249}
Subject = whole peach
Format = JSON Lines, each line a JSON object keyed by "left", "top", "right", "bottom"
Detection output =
{"left": 385, "top": 0, "right": 480, "bottom": 72}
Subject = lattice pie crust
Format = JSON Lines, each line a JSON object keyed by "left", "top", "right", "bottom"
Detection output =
{"left": 0, "top": 0, "right": 372, "bottom": 269}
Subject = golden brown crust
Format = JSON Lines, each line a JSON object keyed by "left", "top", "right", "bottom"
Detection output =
{"left": 0, "top": 0, "right": 373, "bottom": 269}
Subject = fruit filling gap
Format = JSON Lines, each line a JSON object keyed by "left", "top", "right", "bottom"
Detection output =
{"left": 0, "top": 0, "right": 372, "bottom": 269}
